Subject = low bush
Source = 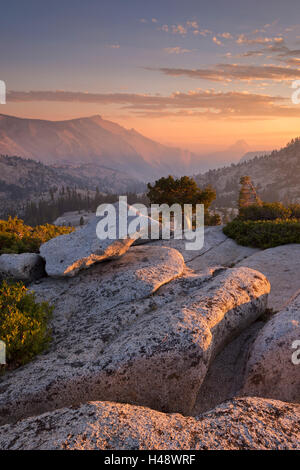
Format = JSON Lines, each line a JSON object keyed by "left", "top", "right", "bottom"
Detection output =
{"left": 0, "top": 217, "right": 74, "bottom": 254}
{"left": 238, "top": 202, "right": 292, "bottom": 221}
{"left": 0, "top": 281, "right": 53, "bottom": 369}
{"left": 289, "top": 203, "right": 300, "bottom": 219}
{"left": 223, "top": 218, "right": 300, "bottom": 249}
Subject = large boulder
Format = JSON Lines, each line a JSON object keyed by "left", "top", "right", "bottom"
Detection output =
{"left": 237, "top": 244, "right": 300, "bottom": 310}
{"left": 40, "top": 202, "right": 160, "bottom": 277}
{"left": 242, "top": 294, "right": 300, "bottom": 403}
{"left": 0, "top": 397, "right": 298, "bottom": 450}
{"left": 35, "top": 245, "right": 185, "bottom": 313}
{"left": 0, "top": 253, "right": 45, "bottom": 283}
{"left": 0, "top": 257, "right": 269, "bottom": 425}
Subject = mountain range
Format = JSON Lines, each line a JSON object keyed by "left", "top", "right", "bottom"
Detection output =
{"left": 0, "top": 113, "right": 258, "bottom": 180}
{"left": 0, "top": 114, "right": 195, "bottom": 181}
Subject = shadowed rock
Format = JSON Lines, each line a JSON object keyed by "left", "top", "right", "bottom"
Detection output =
{"left": 0, "top": 253, "right": 45, "bottom": 283}
{"left": 242, "top": 293, "right": 300, "bottom": 403}
{"left": 192, "top": 321, "right": 264, "bottom": 415}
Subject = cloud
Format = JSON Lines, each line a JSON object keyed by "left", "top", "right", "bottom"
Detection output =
{"left": 151, "top": 63, "right": 300, "bottom": 82}
{"left": 239, "top": 42, "right": 300, "bottom": 63}
{"left": 240, "top": 50, "right": 264, "bottom": 57}
{"left": 7, "top": 89, "right": 300, "bottom": 120}
{"left": 236, "top": 34, "right": 284, "bottom": 45}
{"left": 266, "top": 43, "right": 300, "bottom": 57}
{"left": 252, "top": 28, "right": 267, "bottom": 34}
{"left": 163, "top": 47, "right": 191, "bottom": 54}
{"left": 171, "top": 24, "right": 187, "bottom": 35}
{"left": 193, "top": 29, "right": 212, "bottom": 36}
{"left": 107, "top": 44, "right": 120, "bottom": 49}
{"left": 283, "top": 58, "right": 300, "bottom": 66}
{"left": 218, "top": 32, "right": 233, "bottom": 39}
{"left": 250, "top": 20, "right": 279, "bottom": 35}
{"left": 160, "top": 20, "right": 211, "bottom": 37}
{"left": 213, "top": 36, "right": 223, "bottom": 46}
{"left": 186, "top": 21, "right": 199, "bottom": 29}
{"left": 264, "top": 19, "right": 279, "bottom": 28}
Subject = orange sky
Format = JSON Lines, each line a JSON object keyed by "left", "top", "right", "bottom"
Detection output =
{"left": 4, "top": 99, "right": 300, "bottom": 154}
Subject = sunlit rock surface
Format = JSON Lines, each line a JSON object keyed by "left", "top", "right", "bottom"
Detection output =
{"left": 0, "top": 397, "right": 298, "bottom": 450}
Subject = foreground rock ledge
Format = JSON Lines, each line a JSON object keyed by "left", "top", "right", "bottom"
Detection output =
{"left": 0, "top": 258, "right": 269, "bottom": 424}
{"left": 0, "top": 397, "right": 298, "bottom": 450}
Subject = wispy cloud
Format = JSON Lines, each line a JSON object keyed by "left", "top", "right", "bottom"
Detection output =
{"left": 218, "top": 32, "right": 233, "bottom": 39}
{"left": 140, "top": 17, "right": 158, "bottom": 24}
{"left": 7, "top": 89, "right": 300, "bottom": 120}
{"left": 160, "top": 20, "right": 211, "bottom": 37}
{"left": 213, "top": 36, "right": 223, "bottom": 46}
{"left": 193, "top": 29, "right": 212, "bottom": 36}
{"left": 163, "top": 47, "right": 191, "bottom": 54}
{"left": 236, "top": 34, "right": 284, "bottom": 45}
{"left": 266, "top": 43, "right": 300, "bottom": 57}
{"left": 239, "top": 41, "right": 300, "bottom": 63}
{"left": 150, "top": 63, "right": 300, "bottom": 82}
{"left": 171, "top": 24, "right": 187, "bottom": 35}
{"left": 107, "top": 44, "right": 120, "bottom": 49}
{"left": 186, "top": 20, "right": 199, "bottom": 29}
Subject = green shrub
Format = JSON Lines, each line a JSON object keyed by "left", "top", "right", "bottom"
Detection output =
{"left": 238, "top": 202, "right": 291, "bottom": 221}
{"left": 0, "top": 217, "right": 74, "bottom": 254}
{"left": 288, "top": 203, "right": 300, "bottom": 219}
{"left": 223, "top": 218, "right": 300, "bottom": 249}
{"left": 0, "top": 281, "right": 53, "bottom": 369}
{"left": 147, "top": 176, "right": 216, "bottom": 209}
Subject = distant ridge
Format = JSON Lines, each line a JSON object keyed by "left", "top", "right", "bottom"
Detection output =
{"left": 0, "top": 114, "right": 194, "bottom": 181}
{"left": 0, "top": 154, "right": 145, "bottom": 217}
{"left": 194, "top": 138, "right": 300, "bottom": 207}
{"left": 239, "top": 151, "right": 268, "bottom": 164}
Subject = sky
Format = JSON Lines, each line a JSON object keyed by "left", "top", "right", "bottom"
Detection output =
{"left": 1, "top": 0, "right": 300, "bottom": 154}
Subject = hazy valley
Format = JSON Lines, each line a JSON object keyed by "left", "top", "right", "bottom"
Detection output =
{"left": 1, "top": 113, "right": 299, "bottom": 224}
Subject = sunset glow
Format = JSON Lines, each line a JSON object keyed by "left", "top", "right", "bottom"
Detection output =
{"left": 2, "top": 0, "right": 300, "bottom": 156}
